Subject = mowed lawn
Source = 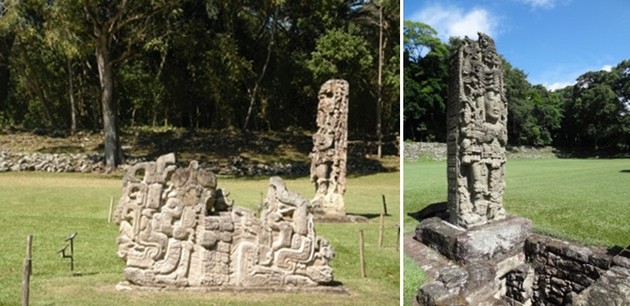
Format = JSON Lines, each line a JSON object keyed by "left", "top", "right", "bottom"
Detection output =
{"left": 404, "top": 158, "right": 630, "bottom": 247}
{"left": 0, "top": 171, "right": 400, "bottom": 306}
{"left": 403, "top": 158, "right": 630, "bottom": 304}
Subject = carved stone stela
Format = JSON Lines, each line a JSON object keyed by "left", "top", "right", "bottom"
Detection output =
{"left": 310, "top": 79, "right": 349, "bottom": 216}
{"left": 115, "top": 153, "right": 334, "bottom": 288}
{"left": 447, "top": 33, "right": 507, "bottom": 228}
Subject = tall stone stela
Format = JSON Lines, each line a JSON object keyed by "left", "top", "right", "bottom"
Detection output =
{"left": 447, "top": 33, "right": 508, "bottom": 229}
{"left": 310, "top": 79, "right": 349, "bottom": 216}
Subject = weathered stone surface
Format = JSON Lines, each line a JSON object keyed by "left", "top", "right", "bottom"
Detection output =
{"left": 417, "top": 216, "right": 531, "bottom": 264}
{"left": 416, "top": 217, "right": 465, "bottom": 259}
{"left": 405, "top": 234, "right": 459, "bottom": 281}
{"left": 438, "top": 267, "right": 469, "bottom": 289}
{"left": 456, "top": 217, "right": 531, "bottom": 263}
{"left": 115, "top": 153, "right": 334, "bottom": 289}
{"left": 417, "top": 281, "right": 472, "bottom": 306}
{"left": 310, "top": 79, "right": 349, "bottom": 216}
{"left": 573, "top": 266, "right": 630, "bottom": 306}
{"left": 612, "top": 246, "right": 630, "bottom": 268}
{"left": 447, "top": 33, "right": 508, "bottom": 229}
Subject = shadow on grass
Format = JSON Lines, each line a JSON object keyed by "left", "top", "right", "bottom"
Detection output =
{"left": 607, "top": 245, "right": 630, "bottom": 258}
{"left": 407, "top": 202, "right": 448, "bottom": 222}
{"left": 620, "top": 170, "right": 630, "bottom": 173}
{"left": 552, "top": 147, "right": 630, "bottom": 159}
{"left": 71, "top": 271, "right": 99, "bottom": 277}
{"left": 354, "top": 213, "right": 384, "bottom": 220}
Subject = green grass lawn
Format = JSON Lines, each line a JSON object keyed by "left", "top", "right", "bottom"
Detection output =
{"left": 0, "top": 171, "right": 400, "bottom": 306}
{"left": 404, "top": 158, "right": 630, "bottom": 247}
{"left": 403, "top": 158, "right": 630, "bottom": 304}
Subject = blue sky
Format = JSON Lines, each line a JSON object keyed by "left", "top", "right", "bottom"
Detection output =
{"left": 404, "top": 0, "right": 630, "bottom": 90}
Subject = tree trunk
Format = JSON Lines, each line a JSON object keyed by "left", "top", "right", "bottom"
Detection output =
{"left": 376, "top": 3, "right": 383, "bottom": 159}
{"left": 68, "top": 59, "right": 77, "bottom": 135}
{"left": 243, "top": 10, "right": 276, "bottom": 131}
{"left": 96, "top": 41, "right": 122, "bottom": 170}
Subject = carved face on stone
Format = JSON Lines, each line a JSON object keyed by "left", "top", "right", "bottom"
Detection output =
{"left": 317, "top": 89, "right": 334, "bottom": 127}
{"left": 484, "top": 90, "right": 503, "bottom": 123}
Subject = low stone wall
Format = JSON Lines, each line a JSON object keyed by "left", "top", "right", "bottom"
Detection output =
{"left": 502, "top": 233, "right": 630, "bottom": 306}
{"left": 0, "top": 151, "right": 308, "bottom": 176}
{"left": 403, "top": 142, "right": 557, "bottom": 162}
{"left": 413, "top": 221, "right": 630, "bottom": 306}
{"left": 403, "top": 142, "right": 447, "bottom": 162}
{"left": 0, "top": 151, "right": 106, "bottom": 173}
{"left": 522, "top": 234, "right": 611, "bottom": 305}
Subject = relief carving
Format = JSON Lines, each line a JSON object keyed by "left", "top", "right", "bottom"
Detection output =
{"left": 448, "top": 33, "right": 507, "bottom": 228}
{"left": 310, "top": 79, "right": 349, "bottom": 215}
{"left": 115, "top": 154, "right": 334, "bottom": 288}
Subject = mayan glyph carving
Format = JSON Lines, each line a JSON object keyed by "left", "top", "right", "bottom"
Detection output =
{"left": 310, "top": 79, "right": 349, "bottom": 216}
{"left": 115, "top": 154, "right": 334, "bottom": 288}
{"left": 447, "top": 33, "right": 507, "bottom": 229}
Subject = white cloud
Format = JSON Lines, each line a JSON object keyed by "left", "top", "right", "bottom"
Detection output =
{"left": 601, "top": 65, "right": 613, "bottom": 72}
{"left": 519, "top": 0, "right": 557, "bottom": 9}
{"left": 544, "top": 81, "right": 575, "bottom": 92}
{"left": 411, "top": 5, "right": 498, "bottom": 41}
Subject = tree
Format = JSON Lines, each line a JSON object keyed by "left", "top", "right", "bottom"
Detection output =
{"left": 403, "top": 20, "right": 449, "bottom": 142}
{"left": 81, "top": 0, "right": 177, "bottom": 169}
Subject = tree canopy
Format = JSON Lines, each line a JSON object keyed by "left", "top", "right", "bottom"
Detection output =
{"left": 0, "top": 0, "right": 400, "bottom": 167}
{"left": 403, "top": 20, "right": 629, "bottom": 153}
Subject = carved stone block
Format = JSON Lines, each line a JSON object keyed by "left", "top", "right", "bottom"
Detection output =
{"left": 115, "top": 154, "right": 334, "bottom": 289}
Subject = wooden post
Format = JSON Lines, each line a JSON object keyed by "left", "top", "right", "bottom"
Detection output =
{"left": 378, "top": 213, "right": 385, "bottom": 248}
{"left": 107, "top": 196, "right": 114, "bottom": 223}
{"left": 22, "top": 234, "right": 32, "bottom": 306}
{"left": 395, "top": 224, "right": 400, "bottom": 252}
{"left": 381, "top": 194, "right": 387, "bottom": 216}
{"left": 359, "top": 230, "right": 366, "bottom": 278}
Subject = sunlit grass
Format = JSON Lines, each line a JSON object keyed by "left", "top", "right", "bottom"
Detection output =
{"left": 402, "top": 255, "right": 426, "bottom": 306}
{"left": 403, "top": 158, "right": 630, "bottom": 247}
{"left": 0, "top": 171, "right": 399, "bottom": 306}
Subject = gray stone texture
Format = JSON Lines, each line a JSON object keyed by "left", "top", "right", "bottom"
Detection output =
{"left": 447, "top": 33, "right": 508, "bottom": 229}
{"left": 416, "top": 216, "right": 532, "bottom": 264}
{"left": 115, "top": 153, "right": 334, "bottom": 289}
{"left": 310, "top": 79, "right": 349, "bottom": 216}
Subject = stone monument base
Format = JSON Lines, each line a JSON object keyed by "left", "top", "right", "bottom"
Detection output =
{"left": 416, "top": 216, "right": 532, "bottom": 264}
{"left": 412, "top": 216, "right": 533, "bottom": 306}
{"left": 115, "top": 281, "right": 349, "bottom": 295}
{"left": 312, "top": 213, "right": 369, "bottom": 223}
{"left": 311, "top": 195, "right": 368, "bottom": 223}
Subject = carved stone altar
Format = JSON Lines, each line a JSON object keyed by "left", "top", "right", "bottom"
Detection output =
{"left": 310, "top": 79, "right": 349, "bottom": 216}
{"left": 115, "top": 153, "right": 334, "bottom": 289}
{"left": 447, "top": 33, "right": 507, "bottom": 229}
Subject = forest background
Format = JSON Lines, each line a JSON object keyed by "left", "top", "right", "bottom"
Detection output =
{"left": 0, "top": 0, "right": 400, "bottom": 169}
{"left": 404, "top": 21, "right": 630, "bottom": 154}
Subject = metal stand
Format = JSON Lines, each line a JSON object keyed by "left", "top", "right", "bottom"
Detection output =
{"left": 57, "top": 233, "right": 77, "bottom": 271}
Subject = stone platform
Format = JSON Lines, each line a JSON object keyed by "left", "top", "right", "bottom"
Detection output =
{"left": 416, "top": 216, "right": 532, "bottom": 264}
{"left": 410, "top": 216, "right": 533, "bottom": 306}
{"left": 313, "top": 213, "right": 369, "bottom": 223}
{"left": 115, "top": 281, "right": 349, "bottom": 295}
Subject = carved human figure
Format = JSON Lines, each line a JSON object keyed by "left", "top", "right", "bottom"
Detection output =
{"left": 463, "top": 88, "right": 506, "bottom": 220}
{"left": 448, "top": 33, "right": 507, "bottom": 228}
{"left": 309, "top": 79, "right": 348, "bottom": 215}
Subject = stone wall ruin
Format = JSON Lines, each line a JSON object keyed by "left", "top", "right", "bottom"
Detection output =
{"left": 115, "top": 153, "right": 334, "bottom": 289}
{"left": 310, "top": 79, "right": 349, "bottom": 216}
